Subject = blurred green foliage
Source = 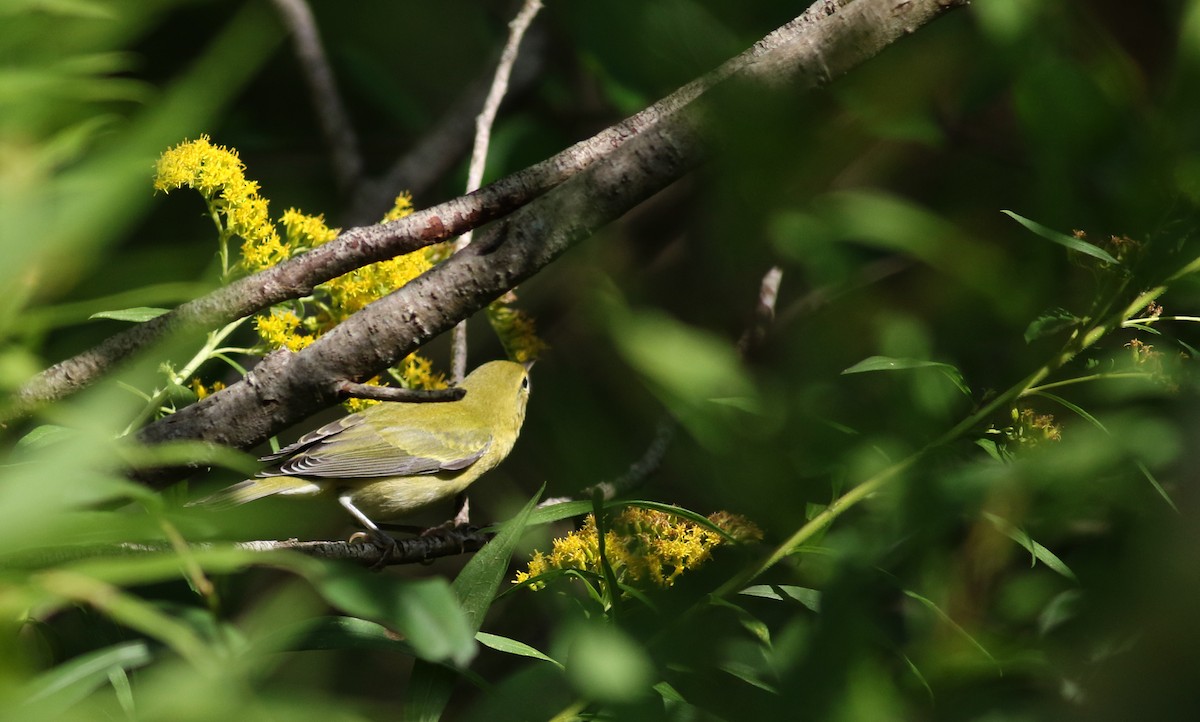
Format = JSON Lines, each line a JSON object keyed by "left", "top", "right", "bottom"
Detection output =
{"left": 4, "top": 0, "right": 1200, "bottom": 720}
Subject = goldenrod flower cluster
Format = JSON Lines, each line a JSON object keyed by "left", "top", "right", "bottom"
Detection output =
{"left": 1010, "top": 407, "right": 1062, "bottom": 447}
{"left": 154, "top": 137, "right": 543, "bottom": 410}
{"left": 487, "top": 296, "right": 547, "bottom": 365}
{"left": 154, "top": 135, "right": 284, "bottom": 274}
{"left": 516, "top": 508, "right": 761, "bottom": 590}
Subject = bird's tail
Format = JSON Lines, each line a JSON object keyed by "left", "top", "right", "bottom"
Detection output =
{"left": 188, "top": 476, "right": 323, "bottom": 508}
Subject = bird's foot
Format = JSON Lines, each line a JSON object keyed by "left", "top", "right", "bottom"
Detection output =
{"left": 348, "top": 528, "right": 400, "bottom": 571}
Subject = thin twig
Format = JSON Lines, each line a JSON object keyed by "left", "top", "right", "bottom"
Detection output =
{"left": 737, "top": 265, "right": 783, "bottom": 354}
{"left": 346, "top": 26, "right": 546, "bottom": 225}
{"left": 10, "top": 530, "right": 495, "bottom": 568}
{"left": 335, "top": 381, "right": 466, "bottom": 403}
{"left": 269, "top": 0, "right": 364, "bottom": 194}
{"left": 451, "top": 0, "right": 544, "bottom": 382}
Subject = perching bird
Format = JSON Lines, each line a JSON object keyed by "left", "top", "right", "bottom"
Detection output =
{"left": 196, "top": 360, "right": 531, "bottom": 542}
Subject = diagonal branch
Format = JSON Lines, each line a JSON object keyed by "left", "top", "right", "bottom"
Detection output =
{"left": 11, "top": 0, "right": 967, "bottom": 431}
{"left": 134, "top": 0, "right": 968, "bottom": 477}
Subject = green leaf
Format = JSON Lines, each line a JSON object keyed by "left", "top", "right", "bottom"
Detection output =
{"left": 274, "top": 616, "right": 415, "bottom": 655}
{"left": 22, "top": 641, "right": 151, "bottom": 710}
{"left": 1032, "top": 391, "right": 1178, "bottom": 512}
{"left": 903, "top": 590, "right": 1000, "bottom": 669}
{"left": 16, "top": 425, "right": 75, "bottom": 450}
{"left": 739, "top": 584, "right": 821, "bottom": 612}
{"left": 406, "top": 488, "right": 542, "bottom": 721}
{"left": 89, "top": 306, "right": 170, "bottom": 322}
{"left": 841, "top": 355, "right": 971, "bottom": 396}
{"left": 565, "top": 624, "right": 655, "bottom": 704}
{"left": 1024, "top": 308, "right": 1080, "bottom": 343}
{"left": 477, "top": 632, "right": 563, "bottom": 669}
{"left": 1002, "top": 210, "right": 1119, "bottom": 265}
{"left": 982, "top": 512, "right": 1078, "bottom": 582}
{"left": 311, "top": 571, "right": 474, "bottom": 666}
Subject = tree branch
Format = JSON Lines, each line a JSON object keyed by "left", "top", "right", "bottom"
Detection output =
{"left": 335, "top": 381, "right": 465, "bottom": 403}
{"left": 345, "top": 21, "right": 547, "bottom": 225}
{"left": 12, "top": 0, "right": 967, "bottom": 435}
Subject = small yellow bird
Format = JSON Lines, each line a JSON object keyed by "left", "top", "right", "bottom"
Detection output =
{"left": 197, "top": 360, "right": 531, "bottom": 541}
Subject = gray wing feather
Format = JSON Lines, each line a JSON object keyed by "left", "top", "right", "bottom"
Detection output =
{"left": 258, "top": 418, "right": 491, "bottom": 479}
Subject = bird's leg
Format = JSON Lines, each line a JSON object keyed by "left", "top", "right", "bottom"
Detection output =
{"left": 419, "top": 492, "right": 472, "bottom": 538}
{"left": 452, "top": 492, "right": 470, "bottom": 527}
{"left": 339, "top": 494, "right": 399, "bottom": 568}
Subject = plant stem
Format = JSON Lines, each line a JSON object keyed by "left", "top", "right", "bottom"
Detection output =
{"left": 728, "top": 280, "right": 1170, "bottom": 591}
{"left": 120, "top": 318, "right": 247, "bottom": 436}
{"left": 1023, "top": 372, "right": 1154, "bottom": 395}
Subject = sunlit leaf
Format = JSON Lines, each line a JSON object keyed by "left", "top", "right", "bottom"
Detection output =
{"left": 739, "top": 584, "right": 821, "bottom": 612}
{"left": 1002, "top": 210, "right": 1119, "bottom": 264}
{"left": 1025, "top": 308, "right": 1079, "bottom": 343}
{"left": 88, "top": 307, "right": 170, "bottom": 322}
{"left": 477, "top": 632, "right": 563, "bottom": 669}
{"left": 842, "top": 355, "right": 971, "bottom": 396}
{"left": 982, "top": 512, "right": 1078, "bottom": 582}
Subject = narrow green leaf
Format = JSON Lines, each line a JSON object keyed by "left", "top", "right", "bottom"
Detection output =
{"left": 739, "top": 584, "right": 821, "bottom": 612}
{"left": 89, "top": 306, "right": 170, "bottom": 322}
{"left": 842, "top": 355, "right": 971, "bottom": 396}
{"left": 1002, "top": 210, "right": 1119, "bottom": 264}
{"left": 903, "top": 590, "right": 1000, "bottom": 670}
{"left": 406, "top": 488, "right": 542, "bottom": 721}
{"left": 273, "top": 616, "right": 415, "bottom": 655}
{"left": 720, "top": 661, "right": 779, "bottom": 693}
{"left": 982, "top": 512, "right": 1078, "bottom": 582}
{"left": 476, "top": 632, "right": 563, "bottom": 669}
{"left": 1135, "top": 460, "right": 1179, "bottom": 513}
{"left": 1033, "top": 392, "right": 1178, "bottom": 512}
{"left": 900, "top": 652, "right": 935, "bottom": 702}
{"left": 16, "top": 425, "right": 74, "bottom": 450}
{"left": 22, "top": 641, "right": 151, "bottom": 709}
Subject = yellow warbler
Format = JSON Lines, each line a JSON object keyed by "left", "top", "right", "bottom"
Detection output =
{"left": 198, "top": 360, "right": 531, "bottom": 537}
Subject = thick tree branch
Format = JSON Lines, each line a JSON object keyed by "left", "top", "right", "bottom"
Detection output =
{"left": 11, "top": 0, "right": 966, "bottom": 428}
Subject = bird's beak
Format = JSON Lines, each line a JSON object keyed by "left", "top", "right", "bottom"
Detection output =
{"left": 522, "top": 360, "right": 536, "bottom": 372}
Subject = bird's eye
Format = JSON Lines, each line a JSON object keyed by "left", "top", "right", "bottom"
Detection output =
{"left": 521, "top": 375, "right": 531, "bottom": 393}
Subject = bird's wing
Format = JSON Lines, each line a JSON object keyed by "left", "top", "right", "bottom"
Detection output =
{"left": 260, "top": 418, "right": 492, "bottom": 479}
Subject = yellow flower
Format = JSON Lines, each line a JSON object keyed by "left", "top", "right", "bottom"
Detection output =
{"left": 382, "top": 192, "right": 415, "bottom": 222}
{"left": 281, "top": 208, "right": 340, "bottom": 249}
{"left": 189, "top": 379, "right": 226, "bottom": 400}
{"left": 487, "top": 300, "right": 547, "bottom": 365}
{"left": 255, "top": 310, "right": 313, "bottom": 352}
{"left": 154, "top": 135, "right": 245, "bottom": 198}
{"left": 515, "top": 508, "right": 761, "bottom": 591}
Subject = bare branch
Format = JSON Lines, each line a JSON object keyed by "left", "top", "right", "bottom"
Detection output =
{"left": 13, "top": 530, "right": 493, "bottom": 568}
{"left": 452, "top": 0, "right": 545, "bottom": 382}
{"left": 345, "top": 26, "right": 546, "bottom": 225}
{"left": 335, "top": 381, "right": 465, "bottom": 403}
{"left": 738, "top": 265, "right": 784, "bottom": 355}
{"left": 269, "top": 0, "right": 364, "bottom": 193}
